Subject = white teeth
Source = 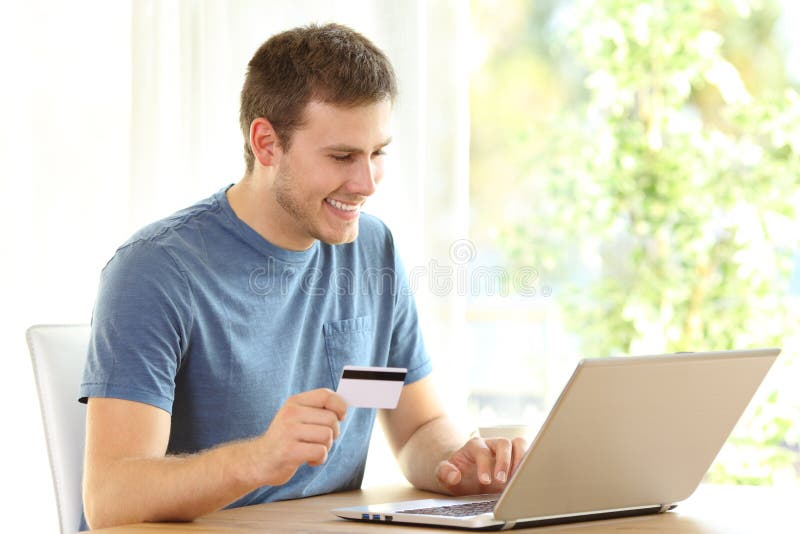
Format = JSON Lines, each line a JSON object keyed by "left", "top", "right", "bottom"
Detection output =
{"left": 326, "top": 198, "right": 360, "bottom": 212}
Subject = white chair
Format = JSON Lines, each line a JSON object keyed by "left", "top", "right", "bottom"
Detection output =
{"left": 27, "top": 324, "right": 90, "bottom": 534}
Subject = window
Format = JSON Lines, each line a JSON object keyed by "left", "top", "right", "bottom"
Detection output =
{"left": 468, "top": 0, "right": 800, "bottom": 485}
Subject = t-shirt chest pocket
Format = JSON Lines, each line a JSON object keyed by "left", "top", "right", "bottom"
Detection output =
{"left": 323, "top": 316, "right": 374, "bottom": 388}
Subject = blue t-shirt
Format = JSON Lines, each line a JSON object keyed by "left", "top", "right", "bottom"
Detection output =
{"left": 79, "top": 186, "right": 431, "bottom": 507}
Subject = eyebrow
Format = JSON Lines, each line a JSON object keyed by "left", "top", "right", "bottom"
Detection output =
{"left": 322, "top": 137, "right": 393, "bottom": 153}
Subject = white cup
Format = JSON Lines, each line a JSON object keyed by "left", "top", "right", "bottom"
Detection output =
{"left": 477, "top": 424, "right": 531, "bottom": 441}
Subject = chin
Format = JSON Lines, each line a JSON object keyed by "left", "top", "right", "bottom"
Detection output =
{"left": 316, "top": 228, "right": 359, "bottom": 246}
{"left": 326, "top": 234, "right": 359, "bottom": 245}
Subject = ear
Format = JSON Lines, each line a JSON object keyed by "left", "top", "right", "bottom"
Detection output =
{"left": 249, "top": 118, "right": 281, "bottom": 167}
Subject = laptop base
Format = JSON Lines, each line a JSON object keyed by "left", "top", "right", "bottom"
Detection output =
{"left": 336, "top": 504, "right": 677, "bottom": 530}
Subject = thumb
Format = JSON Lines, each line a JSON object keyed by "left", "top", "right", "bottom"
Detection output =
{"left": 436, "top": 460, "right": 462, "bottom": 487}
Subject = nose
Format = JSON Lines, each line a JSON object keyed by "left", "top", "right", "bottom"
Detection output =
{"left": 350, "top": 157, "right": 379, "bottom": 197}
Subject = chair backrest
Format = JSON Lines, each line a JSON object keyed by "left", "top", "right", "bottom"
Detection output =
{"left": 27, "top": 324, "right": 90, "bottom": 534}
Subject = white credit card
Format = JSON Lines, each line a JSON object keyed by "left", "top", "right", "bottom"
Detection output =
{"left": 336, "top": 365, "right": 407, "bottom": 409}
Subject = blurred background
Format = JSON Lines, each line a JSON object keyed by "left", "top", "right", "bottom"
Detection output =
{"left": 466, "top": 0, "right": 800, "bottom": 488}
{"left": 1, "top": 0, "right": 798, "bottom": 531}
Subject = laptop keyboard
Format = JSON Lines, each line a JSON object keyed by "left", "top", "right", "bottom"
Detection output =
{"left": 397, "top": 499, "right": 497, "bottom": 517}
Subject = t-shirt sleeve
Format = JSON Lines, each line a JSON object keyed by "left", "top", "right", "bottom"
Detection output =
{"left": 79, "top": 240, "right": 194, "bottom": 414}
{"left": 386, "top": 240, "right": 433, "bottom": 384}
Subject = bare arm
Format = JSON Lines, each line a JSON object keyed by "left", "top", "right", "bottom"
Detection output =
{"left": 379, "top": 376, "right": 466, "bottom": 492}
{"left": 83, "top": 390, "right": 346, "bottom": 529}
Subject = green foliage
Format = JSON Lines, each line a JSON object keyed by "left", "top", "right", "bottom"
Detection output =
{"left": 472, "top": 0, "right": 800, "bottom": 484}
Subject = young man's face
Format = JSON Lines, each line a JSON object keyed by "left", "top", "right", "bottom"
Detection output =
{"left": 271, "top": 99, "right": 393, "bottom": 248}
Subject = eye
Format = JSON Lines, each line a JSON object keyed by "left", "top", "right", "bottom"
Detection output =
{"left": 331, "top": 154, "right": 352, "bottom": 162}
{"left": 372, "top": 149, "right": 387, "bottom": 158}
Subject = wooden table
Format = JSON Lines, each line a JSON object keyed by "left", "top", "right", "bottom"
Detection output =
{"left": 85, "top": 483, "right": 799, "bottom": 533}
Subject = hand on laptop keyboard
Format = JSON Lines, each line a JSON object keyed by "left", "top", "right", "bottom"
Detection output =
{"left": 435, "top": 436, "right": 528, "bottom": 496}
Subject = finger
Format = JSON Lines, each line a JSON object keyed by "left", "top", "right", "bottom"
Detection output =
{"left": 486, "top": 438, "right": 512, "bottom": 483}
{"left": 435, "top": 460, "right": 462, "bottom": 487}
{"left": 466, "top": 438, "right": 494, "bottom": 485}
{"left": 295, "top": 424, "right": 335, "bottom": 449}
{"left": 293, "top": 442, "right": 329, "bottom": 467}
{"left": 308, "top": 408, "right": 339, "bottom": 439}
{"left": 510, "top": 437, "right": 528, "bottom": 475}
{"left": 290, "top": 405, "right": 341, "bottom": 440}
{"left": 323, "top": 391, "right": 348, "bottom": 421}
{"left": 292, "top": 389, "right": 347, "bottom": 421}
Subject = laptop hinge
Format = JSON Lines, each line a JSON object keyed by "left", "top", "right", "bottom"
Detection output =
{"left": 500, "top": 520, "right": 516, "bottom": 530}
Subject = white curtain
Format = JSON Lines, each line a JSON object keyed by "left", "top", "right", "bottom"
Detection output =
{"left": 0, "top": 1, "right": 469, "bottom": 530}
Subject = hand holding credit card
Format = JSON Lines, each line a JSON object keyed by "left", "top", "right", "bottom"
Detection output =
{"left": 336, "top": 366, "right": 407, "bottom": 409}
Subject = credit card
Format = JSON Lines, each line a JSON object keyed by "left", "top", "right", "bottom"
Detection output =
{"left": 336, "top": 365, "right": 407, "bottom": 409}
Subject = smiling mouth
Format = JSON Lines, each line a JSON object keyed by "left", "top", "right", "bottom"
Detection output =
{"left": 325, "top": 198, "right": 361, "bottom": 213}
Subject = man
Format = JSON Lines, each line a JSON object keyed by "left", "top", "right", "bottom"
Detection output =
{"left": 80, "top": 23, "right": 527, "bottom": 529}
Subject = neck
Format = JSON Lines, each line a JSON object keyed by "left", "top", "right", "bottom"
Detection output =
{"left": 226, "top": 173, "right": 315, "bottom": 251}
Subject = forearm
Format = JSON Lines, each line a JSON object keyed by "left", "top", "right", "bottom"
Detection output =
{"left": 84, "top": 438, "right": 261, "bottom": 529}
{"left": 396, "top": 415, "right": 468, "bottom": 493}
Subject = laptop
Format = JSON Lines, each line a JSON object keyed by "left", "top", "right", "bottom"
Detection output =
{"left": 333, "top": 348, "right": 780, "bottom": 530}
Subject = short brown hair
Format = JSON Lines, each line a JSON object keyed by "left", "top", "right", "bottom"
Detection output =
{"left": 239, "top": 23, "right": 398, "bottom": 173}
